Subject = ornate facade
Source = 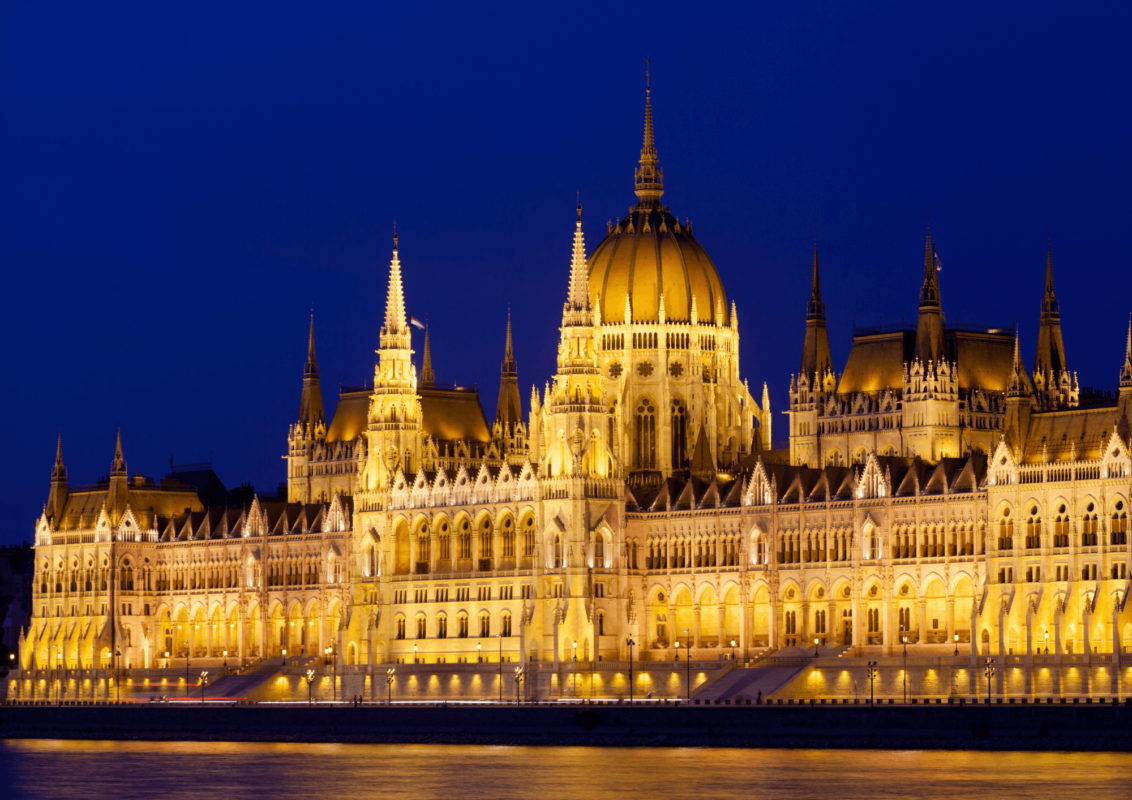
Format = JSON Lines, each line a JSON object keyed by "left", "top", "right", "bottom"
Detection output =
{"left": 17, "top": 84, "right": 1132, "bottom": 695}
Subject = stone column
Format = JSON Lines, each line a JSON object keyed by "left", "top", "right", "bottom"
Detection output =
{"left": 917, "top": 599, "right": 927, "bottom": 645}
{"left": 430, "top": 528, "right": 439, "bottom": 574}
{"left": 1083, "top": 602, "right": 1091, "bottom": 664}
{"left": 882, "top": 596, "right": 892, "bottom": 657}
{"left": 768, "top": 594, "right": 779, "bottom": 650}
{"left": 693, "top": 604, "right": 702, "bottom": 648}
{"left": 851, "top": 591, "right": 862, "bottom": 649}
{"left": 800, "top": 601, "right": 810, "bottom": 648}
{"left": 717, "top": 605, "right": 726, "bottom": 651}
{"left": 946, "top": 598, "right": 955, "bottom": 651}
{"left": 667, "top": 603, "right": 677, "bottom": 659}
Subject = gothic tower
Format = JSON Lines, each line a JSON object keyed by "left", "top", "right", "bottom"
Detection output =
{"left": 364, "top": 233, "right": 423, "bottom": 490}
{"left": 1033, "top": 243, "right": 1078, "bottom": 409}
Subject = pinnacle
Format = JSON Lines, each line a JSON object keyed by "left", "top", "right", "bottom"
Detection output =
{"left": 421, "top": 325, "right": 435, "bottom": 387}
{"left": 52, "top": 433, "right": 66, "bottom": 480}
{"left": 564, "top": 205, "right": 591, "bottom": 324}
{"left": 384, "top": 234, "right": 407, "bottom": 334}
{"left": 807, "top": 240, "right": 825, "bottom": 320}
{"left": 111, "top": 428, "right": 127, "bottom": 476}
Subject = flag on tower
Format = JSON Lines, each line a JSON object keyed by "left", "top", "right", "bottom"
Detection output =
{"left": 409, "top": 315, "right": 425, "bottom": 330}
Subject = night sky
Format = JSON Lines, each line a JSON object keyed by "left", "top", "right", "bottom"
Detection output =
{"left": 3, "top": 2, "right": 1130, "bottom": 545}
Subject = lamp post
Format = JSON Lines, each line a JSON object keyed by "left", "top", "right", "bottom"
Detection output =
{"left": 572, "top": 641, "right": 578, "bottom": 697}
{"left": 684, "top": 628, "right": 691, "bottom": 701}
{"left": 902, "top": 633, "right": 908, "bottom": 704}
{"left": 496, "top": 634, "right": 503, "bottom": 704}
{"left": 386, "top": 667, "right": 395, "bottom": 705}
{"left": 223, "top": 650, "right": 229, "bottom": 675}
{"left": 984, "top": 658, "right": 994, "bottom": 703}
{"left": 627, "top": 637, "right": 635, "bottom": 704}
{"left": 1045, "top": 631, "right": 1050, "bottom": 654}
{"left": 954, "top": 634, "right": 959, "bottom": 657}
{"left": 305, "top": 669, "right": 315, "bottom": 705}
{"left": 731, "top": 640, "right": 737, "bottom": 661}
{"left": 282, "top": 648, "right": 287, "bottom": 667}
{"left": 867, "top": 661, "right": 877, "bottom": 704}
{"left": 515, "top": 666, "right": 523, "bottom": 704}
{"left": 413, "top": 643, "right": 418, "bottom": 664}
{"left": 115, "top": 649, "right": 121, "bottom": 703}
{"left": 814, "top": 637, "right": 820, "bottom": 659}
{"left": 200, "top": 671, "right": 208, "bottom": 705}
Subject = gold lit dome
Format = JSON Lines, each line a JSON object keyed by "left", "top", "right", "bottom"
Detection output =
{"left": 587, "top": 84, "right": 727, "bottom": 324}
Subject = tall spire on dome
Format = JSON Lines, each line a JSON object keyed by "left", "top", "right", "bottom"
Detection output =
{"left": 563, "top": 201, "right": 591, "bottom": 325}
{"left": 633, "top": 59, "right": 664, "bottom": 207}
{"left": 502, "top": 308, "right": 516, "bottom": 377}
{"left": 384, "top": 228, "right": 407, "bottom": 334}
{"left": 800, "top": 238, "right": 832, "bottom": 381}
{"left": 47, "top": 432, "right": 68, "bottom": 520}
{"left": 421, "top": 324, "right": 435, "bottom": 388}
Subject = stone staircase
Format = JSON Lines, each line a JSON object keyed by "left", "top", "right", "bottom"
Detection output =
{"left": 203, "top": 658, "right": 281, "bottom": 700}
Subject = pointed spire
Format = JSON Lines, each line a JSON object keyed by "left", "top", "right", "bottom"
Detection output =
{"left": 807, "top": 238, "right": 825, "bottom": 321}
{"left": 563, "top": 202, "right": 591, "bottom": 325}
{"left": 658, "top": 293, "right": 666, "bottom": 324}
{"left": 1120, "top": 318, "right": 1132, "bottom": 389}
{"left": 52, "top": 433, "right": 66, "bottom": 481}
{"left": 421, "top": 324, "right": 436, "bottom": 387}
{"left": 298, "top": 315, "right": 325, "bottom": 429}
{"left": 800, "top": 240, "right": 832, "bottom": 380}
{"left": 690, "top": 294, "right": 699, "bottom": 326}
{"left": 502, "top": 308, "right": 516, "bottom": 376}
{"left": 1041, "top": 239, "right": 1060, "bottom": 320}
{"left": 730, "top": 300, "right": 738, "bottom": 330}
{"left": 384, "top": 229, "right": 407, "bottom": 334}
{"left": 1007, "top": 328, "right": 1033, "bottom": 397}
{"left": 919, "top": 224, "right": 940, "bottom": 309}
{"left": 1035, "top": 238, "right": 1068, "bottom": 382}
{"left": 111, "top": 428, "right": 127, "bottom": 477}
{"left": 633, "top": 60, "right": 664, "bottom": 207}
{"left": 624, "top": 293, "right": 632, "bottom": 325}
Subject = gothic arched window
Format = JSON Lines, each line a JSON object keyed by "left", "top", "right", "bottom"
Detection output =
{"left": 671, "top": 399, "right": 687, "bottom": 468}
{"left": 636, "top": 400, "right": 656, "bottom": 470}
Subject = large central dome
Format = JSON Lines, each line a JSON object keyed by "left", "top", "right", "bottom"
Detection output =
{"left": 586, "top": 85, "right": 727, "bottom": 324}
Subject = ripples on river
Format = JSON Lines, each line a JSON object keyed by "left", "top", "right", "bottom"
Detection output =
{"left": 3, "top": 740, "right": 1131, "bottom": 799}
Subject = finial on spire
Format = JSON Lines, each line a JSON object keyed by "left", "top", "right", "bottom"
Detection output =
{"left": 501, "top": 307, "right": 517, "bottom": 376}
{"left": 563, "top": 204, "right": 591, "bottom": 325}
{"left": 383, "top": 231, "right": 408, "bottom": 335}
{"left": 807, "top": 237, "right": 825, "bottom": 320}
{"left": 393, "top": 220, "right": 398, "bottom": 252}
{"left": 919, "top": 223, "right": 940, "bottom": 308}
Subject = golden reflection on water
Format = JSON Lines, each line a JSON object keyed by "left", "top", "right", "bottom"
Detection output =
{"left": 3, "top": 740, "right": 1132, "bottom": 799}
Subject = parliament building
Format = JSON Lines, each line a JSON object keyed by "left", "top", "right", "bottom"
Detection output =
{"left": 15, "top": 83, "right": 1132, "bottom": 700}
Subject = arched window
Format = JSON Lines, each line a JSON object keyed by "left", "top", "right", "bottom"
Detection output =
{"left": 457, "top": 613, "right": 469, "bottom": 638}
{"left": 501, "top": 516, "right": 515, "bottom": 559}
{"left": 998, "top": 509, "right": 1013, "bottom": 551}
{"left": 120, "top": 559, "right": 134, "bottom": 591}
{"left": 416, "top": 615, "right": 427, "bottom": 640}
{"left": 1054, "top": 504, "right": 1069, "bottom": 548}
{"left": 457, "top": 518, "right": 472, "bottom": 560}
{"left": 1082, "top": 503, "right": 1099, "bottom": 547}
{"left": 395, "top": 616, "right": 406, "bottom": 640}
{"left": 1025, "top": 507, "right": 1041, "bottom": 549}
{"left": 520, "top": 516, "right": 535, "bottom": 559}
{"left": 594, "top": 534, "right": 605, "bottom": 566}
{"left": 671, "top": 399, "right": 687, "bottom": 467}
{"left": 553, "top": 534, "right": 563, "bottom": 569}
{"left": 437, "top": 614, "right": 448, "bottom": 639}
{"left": 479, "top": 612, "right": 491, "bottom": 638}
{"left": 827, "top": 450, "right": 842, "bottom": 467}
{"left": 635, "top": 400, "right": 656, "bottom": 470}
{"left": 597, "top": 611, "right": 605, "bottom": 636}
{"left": 1113, "top": 501, "right": 1128, "bottom": 546}
{"left": 501, "top": 612, "right": 512, "bottom": 637}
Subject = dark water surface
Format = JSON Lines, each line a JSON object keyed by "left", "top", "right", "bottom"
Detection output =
{"left": 3, "top": 739, "right": 1131, "bottom": 799}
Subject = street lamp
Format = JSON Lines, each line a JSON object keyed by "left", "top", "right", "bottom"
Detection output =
{"left": 627, "top": 637, "right": 635, "bottom": 704}
{"left": 984, "top": 658, "right": 994, "bottom": 703}
{"left": 683, "top": 628, "right": 691, "bottom": 701}
{"left": 866, "top": 661, "right": 878, "bottom": 704}
{"left": 413, "top": 643, "right": 418, "bottom": 664}
{"left": 477, "top": 642, "right": 482, "bottom": 663}
{"left": 496, "top": 633, "right": 503, "bottom": 704}
{"left": 902, "top": 633, "right": 908, "bottom": 704}
{"left": 514, "top": 666, "right": 523, "bottom": 704}
{"left": 572, "top": 641, "right": 578, "bottom": 697}
{"left": 223, "top": 650, "right": 229, "bottom": 674}
{"left": 954, "top": 634, "right": 959, "bottom": 657}
{"left": 115, "top": 649, "right": 121, "bottom": 703}
{"left": 200, "top": 671, "right": 208, "bottom": 705}
{"left": 813, "top": 637, "right": 820, "bottom": 659}
{"left": 282, "top": 648, "right": 287, "bottom": 667}
{"left": 1045, "top": 631, "right": 1050, "bottom": 654}
{"left": 305, "top": 669, "right": 315, "bottom": 705}
{"left": 386, "top": 667, "right": 395, "bottom": 705}
{"left": 731, "top": 640, "right": 737, "bottom": 661}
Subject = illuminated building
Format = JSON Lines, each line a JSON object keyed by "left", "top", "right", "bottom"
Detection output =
{"left": 17, "top": 82, "right": 1132, "bottom": 696}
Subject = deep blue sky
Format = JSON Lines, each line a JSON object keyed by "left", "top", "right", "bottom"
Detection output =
{"left": 3, "top": 1, "right": 1130, "bottom": 544}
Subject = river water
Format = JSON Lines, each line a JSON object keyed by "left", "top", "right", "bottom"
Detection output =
{"left": 3, "top": 740, "right": 1131, "bottom": 799}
